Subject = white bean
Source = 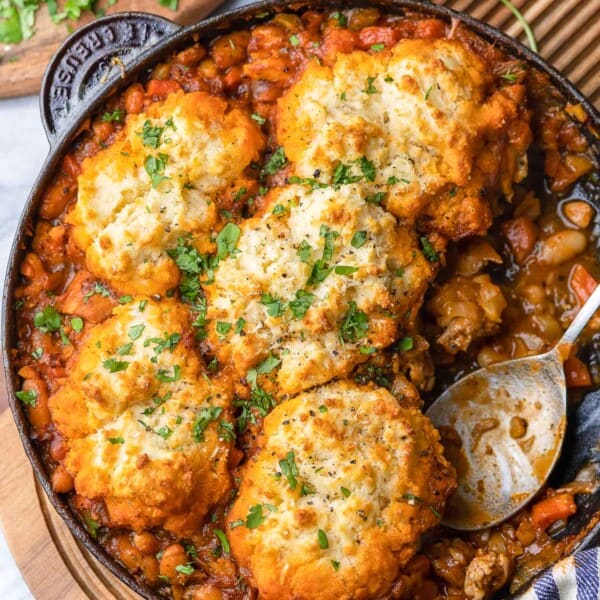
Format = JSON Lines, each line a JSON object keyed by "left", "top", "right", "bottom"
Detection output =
{"left": 538, "top": 230, "right": 587, "bottom": 266}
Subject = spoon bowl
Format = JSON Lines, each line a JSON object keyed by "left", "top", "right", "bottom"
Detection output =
{"left": 427, "top": 283, "right": 600, "bottom": 531}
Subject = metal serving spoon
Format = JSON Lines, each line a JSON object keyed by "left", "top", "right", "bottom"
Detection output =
{"left": 426, "top": 283, "right": 600, "bottom": 531}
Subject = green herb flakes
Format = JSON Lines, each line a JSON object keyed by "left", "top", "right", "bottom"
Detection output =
{"left": 214, "top": 529, "right": 230, "bottom": 554}
{"left": 16, "top": 389, "right": 37, "bottom": 406}
{"left": 193, "top": 406, "right": 223, "bottom": 442}
{"left": 278, "top": 451, "right": 299, "bottom": 490}
{"left": 340, "top": 301, "right": 368, "bottom": 343}
{"left": 216, "top": 222, "right": 241, "bottom": 260}
{"left": 351, "top": 231, "right": 367, "bottom": 248}
{"left": 420, "top": 236, "right": 439, "bottom": 262}
{"left": 318, "top": 529, "right": 329, "bottom": 549}
{"left": 102, "top": 358, "right": 129, "bottom": 373}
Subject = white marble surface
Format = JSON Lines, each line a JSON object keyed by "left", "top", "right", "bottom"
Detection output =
{"left": 0, "top": 93, "right": 46, "bottom": 600}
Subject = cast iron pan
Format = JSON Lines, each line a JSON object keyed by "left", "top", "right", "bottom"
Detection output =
{"left": 2, "top": 1, "right": 600, "bottom": 598}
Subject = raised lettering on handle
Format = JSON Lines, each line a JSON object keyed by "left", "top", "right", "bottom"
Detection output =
{"left": 40, "top": 13, "right": 180, "bottom": 145}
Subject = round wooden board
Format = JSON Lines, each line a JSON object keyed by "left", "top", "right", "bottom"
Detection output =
{"left": 0, "top": 409, "right": 140, "bottom": 600}
{"left": 1, "top": 1, "right": 599, "bottom": 598}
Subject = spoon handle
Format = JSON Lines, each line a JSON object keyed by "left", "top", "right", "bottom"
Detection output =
{"left": 560, "top": 282, "right": 600, "bottom": 346}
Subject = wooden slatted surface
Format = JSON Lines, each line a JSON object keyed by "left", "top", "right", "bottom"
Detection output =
{"left": 435, "top": 0, "right": 600, "bottom": 108}
{"left": 0, "top": 3, "right": 598, "bottom": 600}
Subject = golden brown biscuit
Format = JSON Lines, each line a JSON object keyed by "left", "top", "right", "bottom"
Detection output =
{"left": 228, "top": 380, "right": 456, "bottom": 599}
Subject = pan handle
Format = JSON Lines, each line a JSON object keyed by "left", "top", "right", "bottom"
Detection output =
{"left": 40, "top": 12, "right": 181, "bottom": 145}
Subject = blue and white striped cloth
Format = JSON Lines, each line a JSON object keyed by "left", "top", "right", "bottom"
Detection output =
{"left": 518, "top": 548, "right": 600, "bottom": 600}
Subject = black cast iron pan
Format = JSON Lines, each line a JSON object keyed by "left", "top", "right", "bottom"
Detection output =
{"left": 2, "top": 1, "right": 599, "bottom": 598}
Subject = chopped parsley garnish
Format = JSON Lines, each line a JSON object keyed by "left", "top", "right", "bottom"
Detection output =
{"left": 396, "top": 336, "right": 414, "bottom": 352}
{"left": 365, "top": 191, "right": 386, "bottom": 205}
{"left": 288, "top": 175, "right": 329, "bottom": 190}
{"left": 339, "top": 301, "right": 368, "bottom": 343}
{"left": 261, "top": 293, "right": 285, "bottom": 317}
{"left": 16, "top": 389, "right": 37, "bottom": 406}
{"left": 318, "top": 529, "right": 329, "bottom": 549}
{"left": 371, "top": 43, "right": 385, "bottom": 52}
{"left": 116, "top": 343, "right": 133, "bottom": 355}
{"left": 331, "top": 560, "right": 340, "bottom": 571}
{"left": 272, "top": 203, "right": 288, "bottom": 216}
{"left": 330, "top": 10, "right": 347, "bottom": 26}
{"left": 216, "top": 321, "right": 232, "bottom": 338}
{"left": 31, "top": 347, "right": 43, "bottom": 360}
{"left": 420, "top": 236, "right": 439, "bottom": 262}
{"left": 430, "top": 505, "right": 441, "bottom": 518}
{"left": 334, "top": 266, "right": 358, "bottom": 275}
{"left": 234, "top": 317, "right": 246, "bottom": 334}
{"left": 193, "top": 406, "right": 223, "bottom": 442}
{"left": 387, "top": 176, "right": 399, "bottom": 184}
{"left": 144, "top": 153, "right": 169, "bottom": 188}
{"left": 251, "top": 113, "right": 266, "bottom": 125}
{"left": 144, "top": 332, "right": 181, "bottom": 354}
{"left": 297, "top": 240, "right": 313, "bottom": 262}
{"left": 351, "top": 231, "right": 367, "bottom": 248}
{"left": 34, "top": 306, "right": 61, "bottom": 333}
{"left": 357, "top": 156, "right": 376, "bottom": 181}
{"left": 318, "top": 404, "right": 328, "bottom": 413}
{"left": 359, "top": 345, "right": 376, "bottom": 355}
{"left": 214, "top": 529, "right": 230, "bottom": 554}
{"left": 102, "top": 358, "right": 129, "bottom": 373}
{"left": 332, "top": 162, "right": 362, "bottom": 186}
{"left": 108, "top": 436, "right": 124, "bottom": 444}
{"left": 118, "top": 295, "right": 133, "bottom": 304}
{"left": 501, "top": 71, "right": 519, "bottom": 82}
{"left": 307, "top": 260, "right": 332, "bottom": 286}
{"left": 424, "top": 85, "right": 433, "bottom": 100}
{"left": 128, "top": 324, "right": 145, "bottom": 340}
{"left": 245, "top": 503, "right": 277, "bottom": 529}
{"left": 289, "top": 33, "right": 300, "bottom": 46}
{"left": 289, "top": 289, "right": 315, "bottom": 319}
{"left": 262, "top": 147, "right": 288, "bottom": 176}
{"left": 215, "top": 222, "right": 241, "bottom": 260}
{"left": 363, "top": 76, "right": 378, "bottom": 94}
{"left": 101, "top": 108, "right": 124, "bottom": 122}
{"left": 156, "top": 365, "right": 181, "bottom": 382}
{"left": 218, "top": 420, "right": 236, "bottom": 442}
{"left": 70, "top": 317, "right": 84, "bottom": 332}
{"left": 340, "top": 486, "right": 351, "bottom": 498}
{"left": 247, "top": 354, "right": 281, "bottom": 388}
{"left": 83, "top": 513, "right": 99, "bottom": 539}
{"left": 167, "top": 236, "right": 214, "bottom": 302}
{"left": 138, "top": 119, "right": 170, "bottom": 148}
{"left": 278, "top": 451, "right": 299, "bottom": 490}
{"left": 175, "top": 564, "right": 194, "bottom": 576}
{"left": 155, "top": 425, "right": 173, "bottom": 440}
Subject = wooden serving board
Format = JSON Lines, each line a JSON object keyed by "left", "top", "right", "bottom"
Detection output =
{"left": 0, "top": 0, "right": 226, "bottom": 99}
{"left": 0, "top": 408, "right": 140, "bottom": 599}
{"left": 0, "top": 0, "right": 599, "bottom": 104}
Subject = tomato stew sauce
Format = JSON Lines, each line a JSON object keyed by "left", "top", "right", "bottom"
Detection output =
{"left": 12, "top": 7, "right": 599, "bottom": 599}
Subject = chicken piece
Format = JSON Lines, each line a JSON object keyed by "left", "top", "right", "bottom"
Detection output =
{"left": 228, "top": 380, "right": 456, "bottom": 600}
{"left": 278, "top": 38, "right": 531, "bottom": 240}
{"left": 464, "top": 550, "right": 511, "bottom": 600}
{"left": 68, "top": 91, "right": 265, "bottom": 296}
{"left": 426, "top": 274, "right": 507, "bottom": 354}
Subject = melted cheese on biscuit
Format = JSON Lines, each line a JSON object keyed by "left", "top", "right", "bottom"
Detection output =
{"left": 68, "top": 91, "right": 265, "bottom": 295}
{"left": 228, "top": 381, "right": 456, "bottom": 600}
{"left": 278, "top": 38, "right": 530, "bottom": 238}
{"left": 206, "top": 184, "right": 433, "bottom": 396}
{"left": 49, "top": 298, "right": 234, "bottom": 535}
